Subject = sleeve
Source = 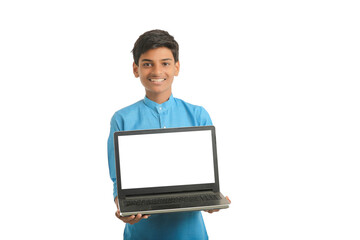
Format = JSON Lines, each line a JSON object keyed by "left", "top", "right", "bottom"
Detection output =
{"left": 107, "top": 113, "right": 123, "bottom": 200}
{"left": 199, "top": 106, "right": 213, "bottom": 126}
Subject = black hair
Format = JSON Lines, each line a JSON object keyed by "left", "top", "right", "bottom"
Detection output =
{"left": 132, "top": 29, "right": 179, "bottom": 66}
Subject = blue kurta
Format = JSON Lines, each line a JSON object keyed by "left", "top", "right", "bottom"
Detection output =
{"left": 107, "top": 94, "right": 213, "bottom": 240}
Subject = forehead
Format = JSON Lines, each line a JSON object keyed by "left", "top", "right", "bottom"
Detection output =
{"left": 139, "top": 47, "right": 174, "bottom": 61}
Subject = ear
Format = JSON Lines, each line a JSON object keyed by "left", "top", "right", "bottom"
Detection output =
{"left": 133, "top": 62, "right": 139, "bottom": 78}
{"left": 175, "top": 60, "right": 180, "bottom": 76}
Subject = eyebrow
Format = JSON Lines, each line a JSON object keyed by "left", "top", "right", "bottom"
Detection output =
{"left": 141, "top": 58, "right": 173, "bottom": 62}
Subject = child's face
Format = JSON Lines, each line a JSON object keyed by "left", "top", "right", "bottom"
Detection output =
{"left": 133, "top": 47, "right": 180, "bottom": 99}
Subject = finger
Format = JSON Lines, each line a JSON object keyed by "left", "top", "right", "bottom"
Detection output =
{"left": 120, "top": 215, "right": 136, "bottom": 223}
{"left": 115, "top": 210, "right": 123, "bottom": 219}
{"left": 135, "top": 213, "right": 142, "bottom": 221}
{"left": 115, "top": 212, "right": 150, "bottom": 224}
{"left": 205, "top": 209, "right": 220, "bottom": 214}
{"left": 226, "top": 196, "right": 231, "bottom": 203}
{"left": 129, "top": 214, "right": 143, "bottom": 225}
{"left": 132, "top": 214, "right": 151, "bottom": 224}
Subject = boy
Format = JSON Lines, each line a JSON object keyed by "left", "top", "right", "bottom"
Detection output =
{"left": 107, "top": 29, "right": 229, "bottom": 240}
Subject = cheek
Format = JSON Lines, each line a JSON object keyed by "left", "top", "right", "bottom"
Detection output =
{"left": 172, "top": 67, "right": 179, "bottom": 76}
{"left": 140, "top": 76, "right": 149, "bottom": 83}
{"left": 138, "top": 72, "right": 148, "bottom": 80}
{"left": 139, "top": 69, "right": 151, "bottom": 77}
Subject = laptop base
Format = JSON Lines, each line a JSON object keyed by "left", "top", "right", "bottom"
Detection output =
{"left": 119, "top": 191, "right": 230, "bottom": 217}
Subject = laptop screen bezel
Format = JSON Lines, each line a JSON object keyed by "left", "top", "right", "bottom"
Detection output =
{"left": 114, "top": 126, "right": 220, "bottom": 199}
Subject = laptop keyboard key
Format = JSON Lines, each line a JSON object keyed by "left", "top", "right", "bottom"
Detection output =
{"left": 125, "top": 194, "right": 221, "bottom": 206}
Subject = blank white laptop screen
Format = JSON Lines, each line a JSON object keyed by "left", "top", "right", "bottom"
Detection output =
{"left": 118, "top": 130, "right": 215, "bottom": 189}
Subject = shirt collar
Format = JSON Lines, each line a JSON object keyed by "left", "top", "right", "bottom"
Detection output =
{"left": 143, "top": 94, "right": 175, "bottom": 113}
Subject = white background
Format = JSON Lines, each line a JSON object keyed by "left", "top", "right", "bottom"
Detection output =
{"left": 0, "top": 0, "right": 359, "bottom": 239}
{"left": 119, "top": 131, "right": 214, "bottom": 189}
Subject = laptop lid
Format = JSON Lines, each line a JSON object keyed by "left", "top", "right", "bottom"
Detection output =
{"left": 114, "top": 126, "right": 220, "bottom": 199}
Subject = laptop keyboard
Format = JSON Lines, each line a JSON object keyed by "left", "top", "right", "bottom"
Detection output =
{"left": 125, "top": 194, "right": 221, "bottom": 206}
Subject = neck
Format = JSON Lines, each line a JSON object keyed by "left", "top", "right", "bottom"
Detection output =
{"left": 146, "top": 91, "right": 172, "bottom": 104}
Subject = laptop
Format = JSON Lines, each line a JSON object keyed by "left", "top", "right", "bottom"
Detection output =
{"left": 114, "top": 126, "right": 230, "bottom": 217}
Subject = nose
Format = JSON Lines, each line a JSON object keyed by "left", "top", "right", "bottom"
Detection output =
{"left": 152, "top": 64, "right": 162, "bottom": 76}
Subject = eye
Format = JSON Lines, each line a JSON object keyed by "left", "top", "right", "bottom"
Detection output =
{"left": 162, "top": 62, "right": 171, "bottom": 66}
{"left": 143, "top": 63, "right": 152, "bottom": 67}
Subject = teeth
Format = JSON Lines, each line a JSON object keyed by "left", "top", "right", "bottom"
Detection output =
{"left": 150, "top": 79, "right": 165, "bottom": 82}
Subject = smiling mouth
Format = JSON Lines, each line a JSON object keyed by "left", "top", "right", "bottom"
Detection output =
{"left": 149, "top": 78, "right": 166, "bottom": 82}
